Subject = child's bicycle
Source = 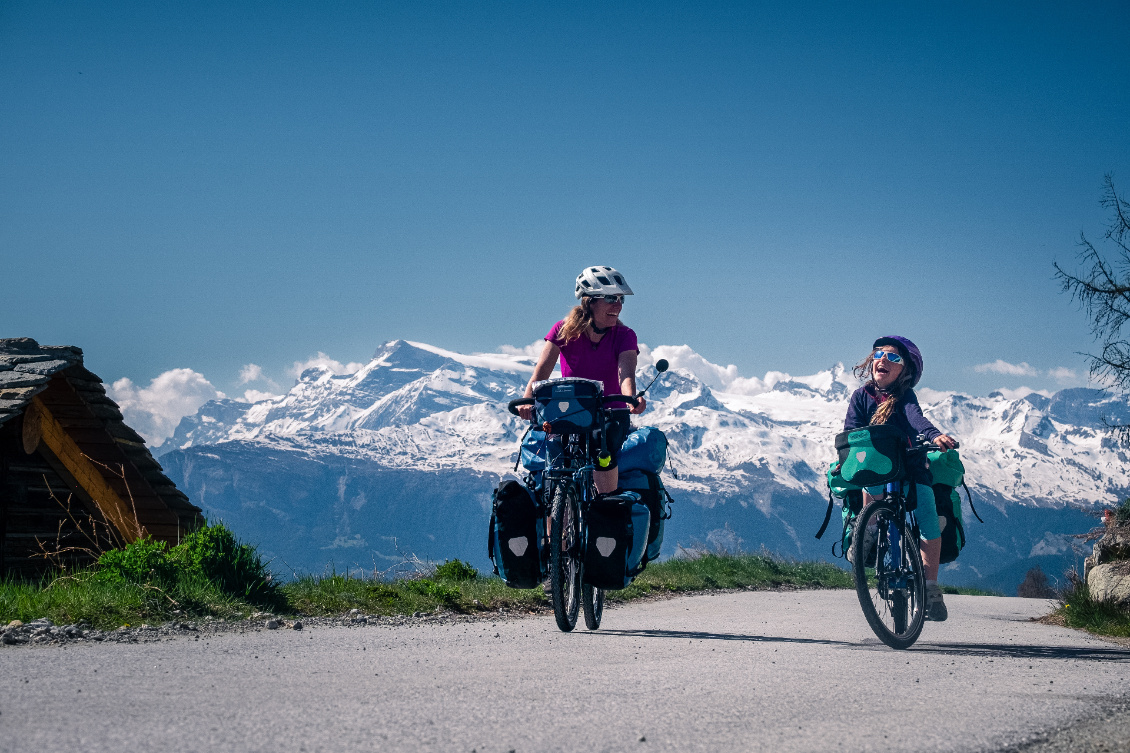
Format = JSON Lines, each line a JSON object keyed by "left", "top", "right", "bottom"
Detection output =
{"left": 850, "top": 435, "right": 959, "bottom": 650}
{"left": 506, "top": 363, "right": 667, "bottom": 632}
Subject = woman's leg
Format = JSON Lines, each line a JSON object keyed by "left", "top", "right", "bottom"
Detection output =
{"left": 593, "top": 468, "right": 617, "bottom": 494}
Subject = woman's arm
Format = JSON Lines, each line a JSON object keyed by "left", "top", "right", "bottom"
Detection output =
{"left": 518, "top": 341, "right": 561, "bottom": 420}
{"left": 618, "top": 349, "right": 645, "bottom": 414}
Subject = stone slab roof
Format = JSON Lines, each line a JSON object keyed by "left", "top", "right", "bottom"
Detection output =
{"left": 0, "top": 337, "right": 202, "bottom": 534}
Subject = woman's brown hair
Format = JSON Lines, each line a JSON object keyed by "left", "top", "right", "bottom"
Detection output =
{"left": 852, "top": 347, "right": 915, "bottom": 426}
{"left": 556, "top": 298, "right": 628, "bottom": 345}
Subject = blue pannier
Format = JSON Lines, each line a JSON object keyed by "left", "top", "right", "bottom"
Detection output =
{"left": 487, "top": 480, "right": 545, "bottom": 589}
{"left": 618, "top": 469, "right": 671, "bottom": 565}
{"left": 582, "top": 492, "right": 650, "bottom": 590}
{"left": 520, "top": 430, "right": 563, "bottom": 473}
{"left": 618, "top": 426, "right": 668, "bottom": 474}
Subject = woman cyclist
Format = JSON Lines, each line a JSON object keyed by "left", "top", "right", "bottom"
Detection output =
{"left": 844, "top": 336, "right": 957, "bottom": 621}
{"left": 518, "top": 266, "right": 646, "bottom": 495}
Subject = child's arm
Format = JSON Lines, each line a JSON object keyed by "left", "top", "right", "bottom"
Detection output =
{"left": 843, "top": 388, "right": 869, "bottom": 430}
{"left": 902, "top": 391, "right": 955, "bottom": 448}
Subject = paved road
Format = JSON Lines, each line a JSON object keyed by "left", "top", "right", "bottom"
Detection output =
{"left": 1, "top": 591, "right": 1128, "bottom": 753}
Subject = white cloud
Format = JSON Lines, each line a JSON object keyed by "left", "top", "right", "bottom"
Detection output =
{"left": 238, "top": 363, "right": 264, "bottom": 384}
{"left": 288, "top": 352, "right": 364, "bottom": 378}
{"left": 498, "top": 341, "right": 547, "bottom": 358}
{"left": 973, "top": 359, "right": 1038, "bottom": 377}
{"left": 108, "top": 369, "right": 225, "bottom": 444}
{"left": 241, "top": 389, "right": 282, "bottom": 404}
{"left": 1047, "top": 367, "right": 1080, "bottom": 385}
{"left": 645, "top": 344, "right": 790, "bottom": 396}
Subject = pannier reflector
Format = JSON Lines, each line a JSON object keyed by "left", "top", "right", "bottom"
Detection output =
{"left": 558, "top": 401, "right": 570, "bottom": 412}
{"left": 856, "top": 451, "right": 867, "bottom": 462}
{"left": 508, "top": 536, "right": 528, "bottom": 556}
{"left": 596, "top": 537, "right": 617, "bottom": 557}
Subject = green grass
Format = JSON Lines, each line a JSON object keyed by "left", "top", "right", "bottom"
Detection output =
{"left": 2, "top": 526, "right": 1000, "bottom": 628}
{"left": 1053, "top": 578, "right": 1130, "bottom": 638}
{"left": 611, "top": 553, "right": 852, "bottom": 600}
{"left": 0, "top": 571, "right": 254, "bottom": 630}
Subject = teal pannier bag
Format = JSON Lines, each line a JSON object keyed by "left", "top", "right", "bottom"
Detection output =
{"left": 827, "top": 461, "right": 865, "bottom": 499}
{"left": 926, "top": 448, "right": 964, "bottom": 488}
{"left": 926, "top": 448, "right": 983, "bottom": 564}
{"left": 833, "top": 425, "right": 907, "bottom": 487}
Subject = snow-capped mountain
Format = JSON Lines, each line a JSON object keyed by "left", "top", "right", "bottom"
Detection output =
{"left": 156, "top": 340, "right": 1126, "bottom": 590}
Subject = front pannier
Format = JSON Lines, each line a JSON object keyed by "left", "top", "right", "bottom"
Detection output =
{"left": 833, "top": 424, "right": 907, "bottom": 487}
{"left": 487, "top": 480, "right": 545, "bottom": 589}
{"left": 533, "top": 378, "right": 603, "bottom": 435}
{"left": 582, "top": 493, "right": 650, "bottom": 590}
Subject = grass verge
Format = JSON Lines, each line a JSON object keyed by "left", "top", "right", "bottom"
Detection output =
{"left": 1051, "top": 578, "right": 1130, "bottom": 638}
{"left": 3, "top": 533, "right": 999, "bottom": 628}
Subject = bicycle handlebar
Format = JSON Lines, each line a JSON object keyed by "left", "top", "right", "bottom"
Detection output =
{"left": 507, "top": 398, "right": 534, "bottom": 416}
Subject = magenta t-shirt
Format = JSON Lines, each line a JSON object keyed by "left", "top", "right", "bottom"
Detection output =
{"left": 545, "top": 320, "right": 639, "bottom": 408}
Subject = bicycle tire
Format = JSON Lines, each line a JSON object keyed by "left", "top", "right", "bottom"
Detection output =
{"left": 582, "top": 583, "right": 604, "bottom": 630}
{"left": 851, "top": 499, "right": 926, "bottom": 650}
{"left": 549, "top": 482, "right": 581, "bottom": 632}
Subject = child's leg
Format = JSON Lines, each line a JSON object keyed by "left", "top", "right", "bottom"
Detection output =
{"left": 915, "top": 483, "right": 942, "bottom": 581}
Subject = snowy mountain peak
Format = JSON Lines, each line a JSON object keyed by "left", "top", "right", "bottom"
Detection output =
{"left": 156, "top": 340, "right": 1130, "bottom": 511}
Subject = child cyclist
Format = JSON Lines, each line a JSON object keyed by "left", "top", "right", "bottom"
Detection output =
{"left": 844, "top": 336, "right": 957, "bottom": 621}
{"left": 517, "top": 266, "right": 647, "bottom": 495}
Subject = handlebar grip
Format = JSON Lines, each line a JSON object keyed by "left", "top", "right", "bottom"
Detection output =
{"left": 602, "top": 394, "right": 641, "bottom": 408}
{"left": 507, "top": 398, "right": 534, "bottom": 416}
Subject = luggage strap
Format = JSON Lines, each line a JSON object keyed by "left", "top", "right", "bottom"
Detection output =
{"left": 815, "top": 490, "right": 835, "bottom": 540}
{"left": 513, "top": 424, "right": 533, "bottom": 472}
{"left": 961, "top": 482, "right": 984, "bottom": 523}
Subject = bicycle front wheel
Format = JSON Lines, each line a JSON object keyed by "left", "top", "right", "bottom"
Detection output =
{"left": 582, "top": 583, "right": 604, "bottom": 630}
{"left": 549, "top": 482, "right": 582, "bottom": 632}
{"left": 851, "top": 499, "right": 926, "bottom": 650}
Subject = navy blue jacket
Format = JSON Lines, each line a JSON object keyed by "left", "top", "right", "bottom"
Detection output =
{"left": 844, "top": 384, "right": 941, "bottom": 485}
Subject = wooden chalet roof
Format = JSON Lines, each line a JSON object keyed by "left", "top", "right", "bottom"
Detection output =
{"left": 0, "top": 337, "right": 202, "bottom": 543}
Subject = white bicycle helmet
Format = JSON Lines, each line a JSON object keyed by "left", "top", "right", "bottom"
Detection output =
{"left": 574, "top": 266, "right": 634, "bottom": 299}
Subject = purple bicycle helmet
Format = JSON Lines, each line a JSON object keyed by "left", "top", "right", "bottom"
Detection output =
{"left": 873, "top": 336, "right": 923, "bottom": 387}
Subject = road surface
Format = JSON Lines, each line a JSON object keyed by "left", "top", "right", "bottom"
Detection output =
{"left": 2, "top": 591, "right": 1127, "bottom": 752}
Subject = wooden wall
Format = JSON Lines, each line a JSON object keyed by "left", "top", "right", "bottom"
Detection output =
{"left": 0, "top": 418, "right": 116, "bottom": 580}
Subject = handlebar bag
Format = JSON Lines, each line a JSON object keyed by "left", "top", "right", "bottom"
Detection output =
{"left": 533, "top": 378, "right": 603, "bottom": 434}
{"left": 487, "top": 480, "right": 545, "bottom": 589}
{"left": 618, "top": 469, "right": 673, "bottom": 565}
{"left": 834, "top": 424, "right": 906, "bottom": 487}
{"left": 582, "top": 492, "right": 650, "bottom": 590}
{"left": 827, "top": 461, "right": 865, "bottom": 499}
{"left": 618, "top": 427, "right": 668, "bottom": 474}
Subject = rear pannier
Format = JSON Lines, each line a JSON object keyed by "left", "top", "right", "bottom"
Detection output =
{"left": 618, "top": 469, "right": 671, "bottom": 566}
{"left": 533, "top": 378, "right": 603, "bottom": 434}
{"left": 487, "top": 480, "right": 545, "bottom": 589}
{"left": 833, "top": 424, "right": 907, "bottom": 487}
{"left": 582, "top": 492, "right": 650, "bottom": 590}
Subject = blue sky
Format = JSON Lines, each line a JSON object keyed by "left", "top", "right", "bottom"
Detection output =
{"left": 2, "top": 1, "right": 1129, "bottom": 438}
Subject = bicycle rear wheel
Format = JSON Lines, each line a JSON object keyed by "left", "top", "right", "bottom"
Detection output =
{"left": 549, "top": 482, "right": 581, "bottom": 632}
{"left": 582, "top": 583, "right": 604, "bottom": 630}
{"left": 851, "top": 499, "right": 926, "bottom": 649}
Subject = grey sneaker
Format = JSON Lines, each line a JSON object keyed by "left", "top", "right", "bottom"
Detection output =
{"left": 847, "top": 519, "right": 877, "bottom": 567}
{"left": 926, "top": 583, "right": 948, "bottom": 621}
